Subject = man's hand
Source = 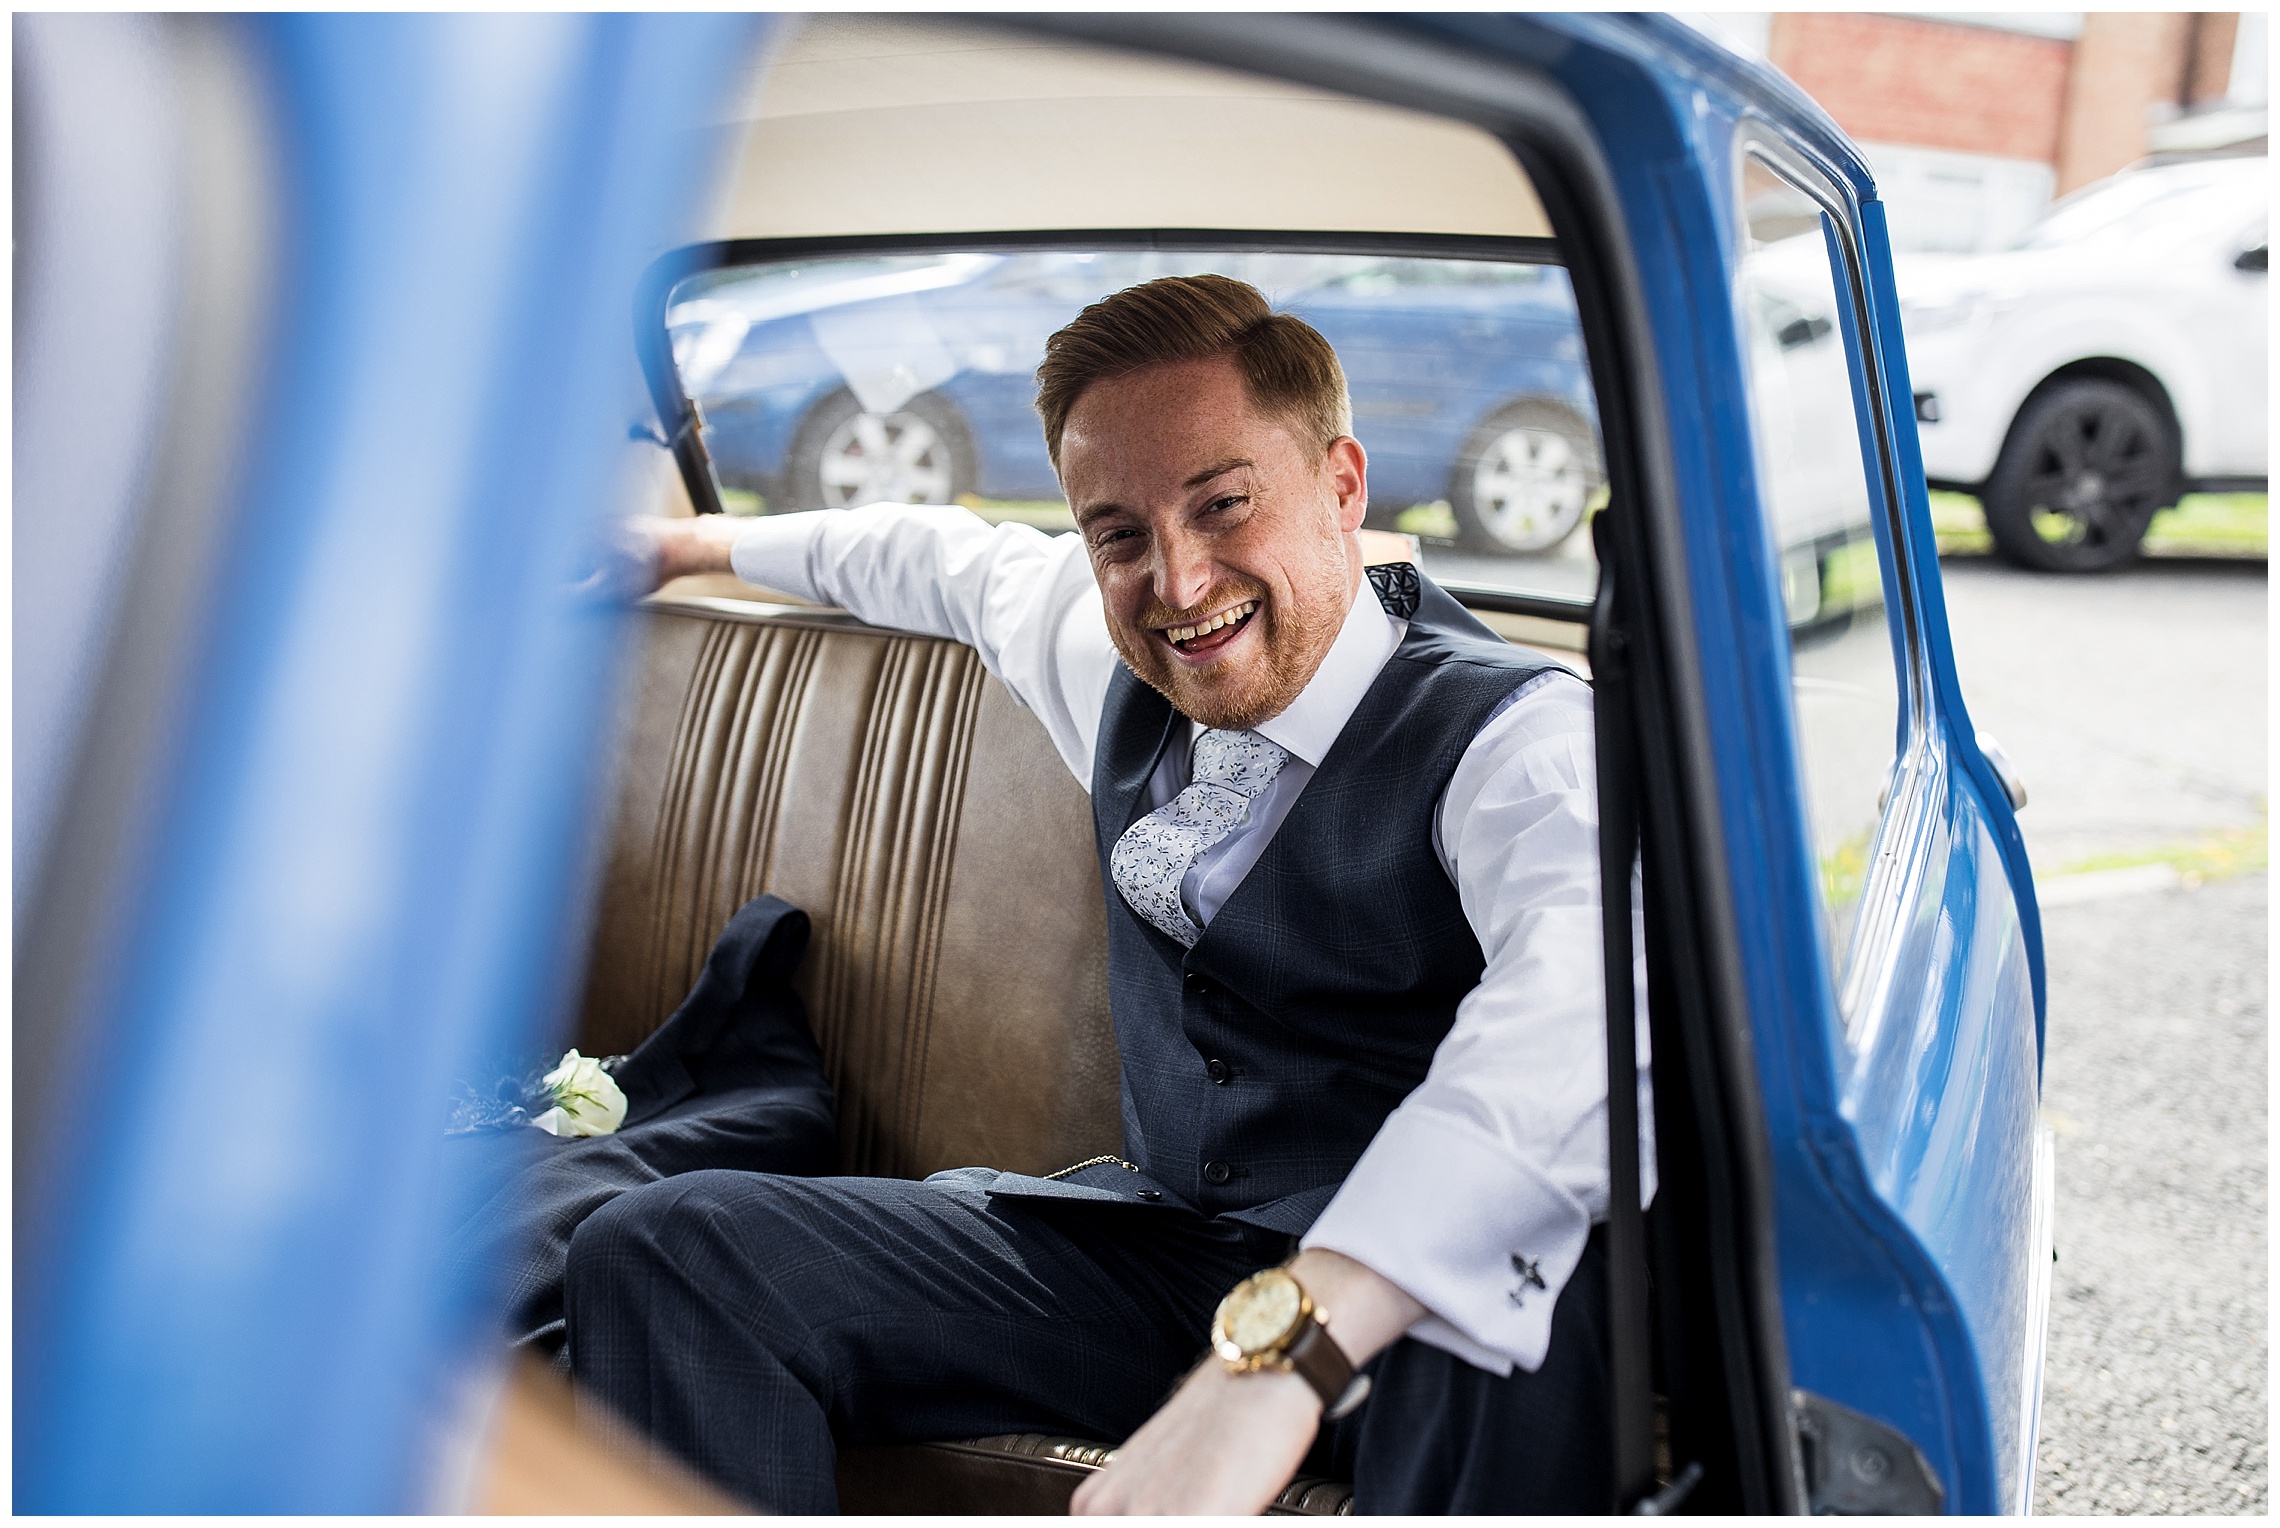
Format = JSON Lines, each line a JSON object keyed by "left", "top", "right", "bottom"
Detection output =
{"left": 1069, "top": 1360, "right": 1320, "bottom": 1515}
{"left": 629, "top": 514, "right": 746, "bottom": 591}
{"left": 1069, "top": 1249, "right": 1425, "bottom": 1516}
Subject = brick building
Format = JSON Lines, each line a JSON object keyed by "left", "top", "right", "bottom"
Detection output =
{"left": 1687, "top": 11, "right": 2268, "bottom": 251}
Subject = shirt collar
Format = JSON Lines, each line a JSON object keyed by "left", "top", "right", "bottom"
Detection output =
{"left": 1241, "top": 572, "right": 1404, "bottom": 768}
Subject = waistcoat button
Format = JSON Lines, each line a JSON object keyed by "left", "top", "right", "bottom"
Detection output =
{"left": 1183, "top": 971, "right": 1214, "bottom": 996}
{"left": 1203, "top": 1160, "right": 1232, "bottom": 1186}
{"left": 1205, "top": 1058, "right": 1231, "bottom": 1084}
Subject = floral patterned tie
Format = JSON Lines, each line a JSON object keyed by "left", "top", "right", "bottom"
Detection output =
{"left": 1110, "top": 728, "right": 1292, "bottom": 947}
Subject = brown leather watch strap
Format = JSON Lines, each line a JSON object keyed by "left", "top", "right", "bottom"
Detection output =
{"left": 1283, "top": 1313, "right": 1357, "bottom": 1414}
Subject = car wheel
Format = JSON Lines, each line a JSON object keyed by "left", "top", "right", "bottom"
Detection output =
{"left": 1448, "top": 401, "right": 1602, "bottom": 555}
{"left": 786, "top": 388, "right": 976, "bottom": 511}
{"left": 1981, "top": 379, "right": 2179, "bottom": 573}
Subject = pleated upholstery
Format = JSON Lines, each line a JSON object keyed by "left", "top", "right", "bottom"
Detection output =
{"left": 576, "top": 597, "right": 1121, "bottom": 1180}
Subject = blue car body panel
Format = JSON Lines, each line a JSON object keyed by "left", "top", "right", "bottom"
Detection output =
{"left": 1295, "top": 267, "right": 1599, "bottom": 509}
{"left": 18, "top": 10, "right": 2045, "bottom": 1512}
{"left": 15, "top": 13, "right": 761, "bottom": 1511}
{"left": 1397, "top": 12, "right": 2045, "bottom": 1512}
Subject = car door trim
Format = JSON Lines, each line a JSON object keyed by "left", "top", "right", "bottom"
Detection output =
{"left": 1731, "top": 128, "right": 1959, "bottom": 1054}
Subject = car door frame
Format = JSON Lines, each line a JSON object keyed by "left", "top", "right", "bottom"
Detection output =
{"left": 668, "top": 13, "right": 1815, "bottom": 1510}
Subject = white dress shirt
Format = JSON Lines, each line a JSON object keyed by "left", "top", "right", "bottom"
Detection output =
{"left": 729, "top": 503, "right": 1651, "bottom": 1377}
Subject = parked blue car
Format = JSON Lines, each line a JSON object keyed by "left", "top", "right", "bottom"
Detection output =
{"left": 20, "top": 10, "right": 2046, "bottom": 1516}
{"left": 672, "top": 250, "right": 1603, "bottom": 553}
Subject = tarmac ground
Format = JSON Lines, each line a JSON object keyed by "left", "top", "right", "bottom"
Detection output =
{"left": 2031, "top": 873, "right": 2267, "bottom": 1514}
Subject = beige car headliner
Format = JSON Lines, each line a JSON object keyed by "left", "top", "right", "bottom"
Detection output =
{"left": 703, "top": 16, "right": 1552, "bottom": 243}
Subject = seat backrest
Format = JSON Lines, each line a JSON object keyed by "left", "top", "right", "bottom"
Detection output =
{"left": 576, "top": 596, "right": 1122, "bottom": 1180}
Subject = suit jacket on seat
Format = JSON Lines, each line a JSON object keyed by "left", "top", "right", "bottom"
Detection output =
{"left": 451, "top": 893, "right": 837, "bottom": 1356}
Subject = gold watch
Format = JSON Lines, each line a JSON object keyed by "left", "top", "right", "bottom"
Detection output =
{"left": 1209, "top": 1267, "right": 1370, "bottom": 1419}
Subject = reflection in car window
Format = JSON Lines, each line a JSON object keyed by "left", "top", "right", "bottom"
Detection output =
{"left": 1735, "top": 155, "right": 1902, "bottom": 992}
{"left": 1318, "top": 258, "right": 1549, "bottom": 294}
{"left": 664, "top": 248, "right": 1604, "bottom": 602}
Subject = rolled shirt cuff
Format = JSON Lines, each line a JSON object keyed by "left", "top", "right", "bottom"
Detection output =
{"left": 1300, "top": 1106, "right": 1591, "bottom": 1377}
{"left": 727, "top": 511, "right": 833, "bottom": 604}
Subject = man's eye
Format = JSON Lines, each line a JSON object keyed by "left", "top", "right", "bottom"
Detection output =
{"left": 1204, "top": 494, "right": 1249, "bottom": 516}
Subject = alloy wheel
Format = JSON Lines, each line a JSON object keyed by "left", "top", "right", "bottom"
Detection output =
{"left": 1469, "top": 424, "right": 1593, "bottom": 553}
{"left": 817, "top": 410, "right": 957, "bottom": 508}
{"left": 2020, "top": 401, "right": 2164, "bottom": 552}
{"left": 1983, "top": 380, "right": 2176, "bottom": 573}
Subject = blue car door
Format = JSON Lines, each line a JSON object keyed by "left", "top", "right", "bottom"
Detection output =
{"left": 1725, "top": 120, "right": 2049, "bottom": 1514}
{"left": 1527, "top": 14, "right": 2049, "bottom": 1507}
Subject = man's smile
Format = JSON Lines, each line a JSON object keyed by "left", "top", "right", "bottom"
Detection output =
{"left": 1159, "top": 598, "right": 1260, "bottom": 660}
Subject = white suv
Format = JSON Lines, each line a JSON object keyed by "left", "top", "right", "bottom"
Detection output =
{"left": 1897, "top": 156, "right": 2267, "bottom": 572}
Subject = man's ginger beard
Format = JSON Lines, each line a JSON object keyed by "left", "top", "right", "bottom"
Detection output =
{"left": 1107, "top": 537, "right": 1353, "bottom": 733}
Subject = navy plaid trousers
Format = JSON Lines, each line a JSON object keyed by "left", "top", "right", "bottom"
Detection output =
{"left": 564, "top": 1168, "right": 1612, "bottom": 1513}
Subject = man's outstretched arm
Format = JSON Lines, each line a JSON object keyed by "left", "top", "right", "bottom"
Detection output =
{"left": 1069, "top": 1248, "right": 1423, "bottom": 1516}
{"left": 629, "top": 507, "right": 1118, "bottom": 782}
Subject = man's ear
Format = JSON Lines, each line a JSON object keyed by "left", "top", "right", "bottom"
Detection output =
{"left": 1327, "top": 436, "right": 1369, "bottom": 533}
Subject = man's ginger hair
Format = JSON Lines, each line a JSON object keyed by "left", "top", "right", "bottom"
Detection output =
{"left": 1035, "top": 273, "right": 1353, "bottom": 469}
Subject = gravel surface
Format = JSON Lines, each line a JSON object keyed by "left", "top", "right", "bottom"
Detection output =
{"left": 1935, "top": 558, "right": 2267, "bottom": 874}
{"left": 2033, "top": 874, "right": 2268, "bottom": 1514}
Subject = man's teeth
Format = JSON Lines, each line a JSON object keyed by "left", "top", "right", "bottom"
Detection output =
{"left": 1167, "top": 601, "right": 1257, "bottom": 646}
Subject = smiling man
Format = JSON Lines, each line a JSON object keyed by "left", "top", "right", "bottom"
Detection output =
{"left": 566, "top": 274, "right": 1645, "bottom": 1514}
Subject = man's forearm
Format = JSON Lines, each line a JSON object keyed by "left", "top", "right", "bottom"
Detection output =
{"left": 1287, "top": 1247, "right": 1425, "bottom": 1370}
{"left": 641, "top": 514, "right": 746, "bottom": 586}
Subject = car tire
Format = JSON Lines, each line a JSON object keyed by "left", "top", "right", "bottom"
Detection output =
{"left": 1980, "top": 379, "right": 2179, "bottom": 573}
{"left": 785, "top": 387, "right": 977, "bottom": 511}
{"left": 1448, "top": 400, "right": 1602, "bottom": 555}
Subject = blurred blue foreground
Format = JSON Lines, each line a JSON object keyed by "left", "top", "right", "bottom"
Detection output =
{"left": 14, "top": 13, "right": 757, "bottom": 1510}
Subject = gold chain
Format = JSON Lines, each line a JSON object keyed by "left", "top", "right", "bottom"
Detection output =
{"left": 1041, "top": 1155, "right": 1141, "bottom": 1180}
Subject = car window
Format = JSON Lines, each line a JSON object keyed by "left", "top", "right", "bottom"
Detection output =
{"left": 1736, "top": 153, "right": 1904, "bottom": 995}
{"left": 664, "top": 246, "right": 1603, "bottom": 602}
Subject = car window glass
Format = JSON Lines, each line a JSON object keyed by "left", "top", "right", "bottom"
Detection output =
{"left": 1736, "top": 154, "right": 1903, "bottom": 991}
{"left": 664, "top": 247, "right": 1603, "bottom": 603}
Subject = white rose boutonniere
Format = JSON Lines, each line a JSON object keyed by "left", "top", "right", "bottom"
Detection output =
{"left": 529, "top": 1049, "right": 628, "bottom": 1137}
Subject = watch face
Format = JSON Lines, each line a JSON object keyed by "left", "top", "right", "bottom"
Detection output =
{"left": 1221, "top": 1270, "right": 1306, "bottom": 1355}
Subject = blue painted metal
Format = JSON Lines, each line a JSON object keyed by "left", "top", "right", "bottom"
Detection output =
{"left": 16, "top": 9, "right": 2050, "bottom": 1513}
{"left": 1396, "top": 13, "right": 2046, "bottom": 1512}
{"left": 1856, "top": 195, "right": 2050, "bottom": 1058}
{"left": 17, "top": 13, "right": 759, "bottom": 1511}
{"left": 1837, "top": 195, "right": 2048, "bottom": 1514}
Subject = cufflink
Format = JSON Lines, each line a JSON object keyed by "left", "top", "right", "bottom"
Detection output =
{"left": 1507, "top": 1253, "right": 1548, "bottom": 1308}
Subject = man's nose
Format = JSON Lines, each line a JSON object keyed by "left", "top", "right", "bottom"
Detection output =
{"left": 1151, "top": 527, "right": 1214, "bottom": 613}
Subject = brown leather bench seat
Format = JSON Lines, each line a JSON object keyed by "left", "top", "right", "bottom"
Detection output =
{"left": 574, "top": 593, "right": 1353, "bottom": 1514}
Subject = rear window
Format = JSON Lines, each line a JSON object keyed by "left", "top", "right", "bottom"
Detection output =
{"left": 666, "top": 245, "right": 1604, "bottom": 601}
